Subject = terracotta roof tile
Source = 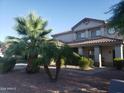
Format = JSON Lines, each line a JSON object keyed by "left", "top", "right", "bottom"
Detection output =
{"left": 52, "top": 31, "right": 73, "bottom": 37}
{"left": 67, "top": 37, "right": 123, "bottom": 47}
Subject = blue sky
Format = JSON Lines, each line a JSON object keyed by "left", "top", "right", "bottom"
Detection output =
{"left": 0, "top": 0, "right": 120, "bottom": 41}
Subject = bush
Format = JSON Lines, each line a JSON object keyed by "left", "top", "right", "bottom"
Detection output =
{"left": 89, "top": 58, "right": 94, "bottom": 67}
{"left": 78, "top": 56, "right": 93, "bottom": 70}
{"left": 60, "top": 58, "right": 66, "bottom": 67}
{"left": 0, "top": 57, "right": 16, "bottom": 73}
{"left": 113, "top": 58, "right": 124, "bottom": 70}
{"left": 65, "top": 52, "right": 80, "bottom": 66}
{"left": 113, "top": 58, "right": 124, "bottom": 61}
{"left": 65, "top": 59, "right": 79, "bottom": 66}
{"left": 79, "top": 57, "right": 90, "bottom": 67}
{"left": 64, "top": 52, "right": 94, "bottom": 69}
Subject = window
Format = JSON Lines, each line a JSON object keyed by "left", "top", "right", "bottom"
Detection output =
{"left": 76, "top": 32, "right": 85, "bottom": 40}
{"left": 96, "top": 30, "right": 101, "bottom": 36}
{"left": 81, "top": 32, "right": 85, "bottom": 38}
{"left": 91, "top": 28, "right": 101, "bottom": 38}
{"left": 77, "top": 33, "right": 81, "bottom": 39}
{"left": 91, "top": 31, "right": 96, "bottom": 38}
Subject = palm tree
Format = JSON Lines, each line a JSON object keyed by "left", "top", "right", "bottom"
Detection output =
{"left": 108, "top": 0, "right": 124, "bottom": 34}
{"left": 6, "top": 12, "right": 51, "bottom": 73}
{"left": 39, "top": 40, "right": 74, "bottom": 81}
{"left": 5, "top": 12, "right": 81, "bottom": 81}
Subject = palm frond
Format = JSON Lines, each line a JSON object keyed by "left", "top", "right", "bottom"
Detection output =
{"left": 15, "top": 17, "right": 27, "bottom": 35}
{"left": 39, "top": 29, "right": 52, "bottom": 37}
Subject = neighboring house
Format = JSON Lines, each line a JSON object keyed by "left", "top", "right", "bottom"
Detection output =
{"left": 52, "top": 17, "right": 124, "bottom": 67}
{"left": 0, "top": 43, "right": 6, "bottom": 57}
{"left": 0, "top": 48, "right": 4, "bottom": 57}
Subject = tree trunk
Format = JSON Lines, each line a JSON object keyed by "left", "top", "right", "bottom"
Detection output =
{"left": 43, "top": 58, "right": 61, "bottom": 81}
{"left": 26, "top": 54, "right": 39, "bottom": 73}
{"left": 26, "top": 57, "right": 32, "bottom": 73}
{"left": 54, "top": 58, "right": 61, "bottom": 81}
{"left": 44, "top": 65, "right": 53, "bottom": 80}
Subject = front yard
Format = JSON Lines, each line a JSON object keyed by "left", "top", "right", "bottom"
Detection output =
{"left": 0, "top": 64, "right": 124, "bottom": 93}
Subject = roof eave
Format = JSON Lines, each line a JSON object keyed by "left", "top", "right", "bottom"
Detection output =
{"left": 72, "top": 17, "right": 105, "bottom": 31}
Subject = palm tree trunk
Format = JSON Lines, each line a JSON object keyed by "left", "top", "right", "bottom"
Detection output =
{"left": 26, "top": 57, "right": 33, "bottom": 73}
{"left": 26, "top": 54, "right": 39, "bottom": 73}
{"left": 54, "top": 58, "right": 61, "bottom": 81}
{"left": 44, "top": 65, "right": 53, "bottom": 80}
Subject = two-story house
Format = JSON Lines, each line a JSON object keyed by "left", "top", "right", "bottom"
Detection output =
{"left": 52, "top": 18, "right": 124, "bottom": 67}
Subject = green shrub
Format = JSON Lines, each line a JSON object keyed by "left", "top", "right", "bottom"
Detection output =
{"left": 60, "top": 58, "right": 65, "bottom": 66}
{"left": 79, "top": 57, "right": 90, "bottom": 67}
{"left": 0, "top": 57, "right": 16, "bottom": 73}
{"left": 78, "top": 56, "right": 94, "bottom": 70}
{"left": 64, "top": 52, "right": 94, "bottom": 68}
{"left": 65, "top": 52, "right": 80, "bottom": 66}
{"left": 66, "top": 59, "right": 79, "bottom": 66}
{"left": 113, "top": 58, "right": 124, "bottom": 61}
{"left": 113, "top": 58, "right": 124, "bottom": 70}
{"left": 89, "top": 58, "right": 94, "bottom": 67}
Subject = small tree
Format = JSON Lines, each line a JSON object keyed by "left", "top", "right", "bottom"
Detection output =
{"left": 39, "top": 40, "right": 74, "bottom": 81}
{"left": 108, "top": 0, "right": 124, "bottom": 34}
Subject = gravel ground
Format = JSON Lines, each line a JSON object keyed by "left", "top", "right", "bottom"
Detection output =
{"left": 0, "top": 64, "right": 124, "bottom": 93}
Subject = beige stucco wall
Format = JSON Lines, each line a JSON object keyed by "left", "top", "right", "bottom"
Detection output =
{"left": 53, "top": 27, "right": 123, "bottom": 42}
{"left": 53, "top": 19, "right": 123, "bottom": 42}
{"left": 53, "top": 33, "right": 74, "bottom": 42}
{"left": 73, "top": 21, "right": 104, "bottom": 31}
{"left": 115, "top": 45, "right": 123, "bottom": 58}
{"left": 102, "top": 46, "right": 113, "bottom": 63}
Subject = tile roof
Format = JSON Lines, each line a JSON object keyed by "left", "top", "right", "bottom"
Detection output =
{"left": 51, "top": 31, "right": 73, "bottom": 37}
{"left": 52, "top": 18, "right": 106, "bottom": 37}
{"left": 67, "top": 37, "right": 123, "bottom": 47}
{"left": 72, "top": 17, "right": 105, "bottom": 30}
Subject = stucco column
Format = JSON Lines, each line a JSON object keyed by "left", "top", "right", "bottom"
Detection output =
{"left": 78, "top": 47, "right": 83, "bottom": 55}
{"left": 115, "top": 44, "right": 123, "bottom": 59}
{"left": 94, "top": 46, "right": 102, "bottom": 67}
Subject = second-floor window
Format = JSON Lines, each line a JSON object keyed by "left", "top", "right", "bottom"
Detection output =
{"left": 81, "top": 32, "right": 85, "bottom": 38}
{"left": 91, "top": 31, "right": 96, "bottom": 38}
{"left": 77, "top": 32, "right": 85, "bottom": 40}
{"left": 91, "top": 28, "right": 101, "bottom": 38}
{"left": 96, "top": 30, "right": 101, "bottom": 36}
